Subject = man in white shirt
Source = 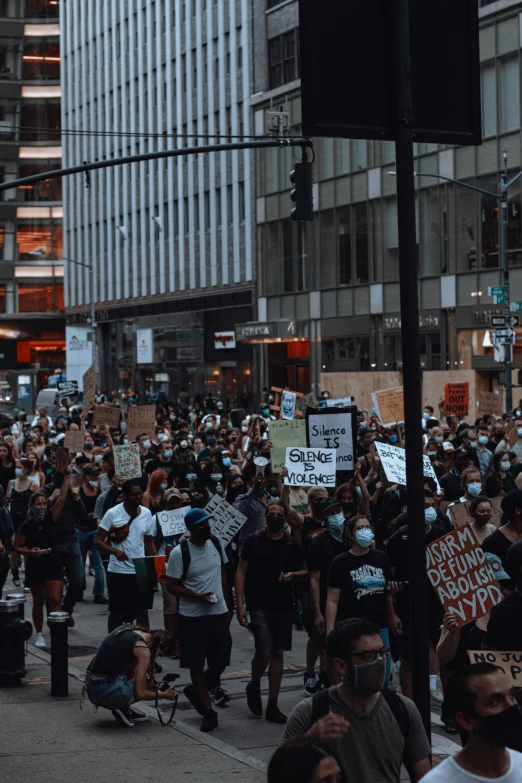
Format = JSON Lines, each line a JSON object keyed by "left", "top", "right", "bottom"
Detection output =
{"left": 95, "top": 479, "right": 156, "bottom": 632}
{"left": 422, "top": 663, "right": 522, "bottom": 782}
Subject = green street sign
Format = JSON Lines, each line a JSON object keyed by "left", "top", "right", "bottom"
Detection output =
{"left": 493, "top": 294, "right": 505, "bottom": 305}
{"left": 511, "top": 302, "right": 522, "bottom": 312}
{"left": 488, "top": 286, "right": 505, "bottom": 296}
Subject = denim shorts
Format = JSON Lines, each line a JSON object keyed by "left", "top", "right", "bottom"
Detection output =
{"left": 85, "top": 674, "right": 134, "bottom": 710}
{"left": 248, "top": 610, "right": 293, "bottom": 656}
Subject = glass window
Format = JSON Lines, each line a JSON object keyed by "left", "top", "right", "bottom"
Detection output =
{"left": 508, "top": 177, "right": 522, "bottom": 266}
{"left": 0, "top": 99, "right": 19, "bottom": 141}
{"left": 0, "top": 1, "right": 23, "bottom": 18}
{"left": 21, "top": 100, "right": 60, "bottom": 141}
{"left": 338, "top": 206, "right": 351, "bottom": 285}
{"left": 319, "top": 137, "right": 334, "bottom": 179}
{"left": 23, "top": 38, "right": 60, "bottom": 80}
{"left": 283, "top": 220, "right": 293, "bottom": 293}
{"left": 0, "top": 161, "right": 17, "bottom": 201}
{"left": 18, "top": 283, "right": 63, "bottom": 312}
{"left": 268, "top": 36, "right": 282, "bottom": 89}
{"left": 481, "top": 64, "right": 497, "bottom": 138}
{"left": 384, "top": 198, "right": 399, "bottom": 281}
{"left": 268, "top": 30, "right": 299, "bottom": 89}
{"left": 283, "top": 29, "right": 299, "bottom": 84}
{"left": 420, "top": 187, "right": 440, "bottom": 277}
{"left": 18, "top": 164, "right": 62, "bottom": 201}
{"left": 335, "top": 139, "right": 350, "bottom": 174}
{"left": 354, "top": 202, "right": 369, "bottom": 282}
{"left": 0, "top": 39, "right": 20, "bottom": 80}
{"left": 320, "top": 210, "right": 336, "bottom": 288}
{"left": 456, "top": 183, "right": 477, "bottom": 271}
{"left": 479, "top": 175, "right": 499, "bottom": 269}
{"left": 239, "top": 182, "right": 245, "bottom": 223}
{"left": 265, "top": 222, "right": 279, "bottom": 295}
{"left": 353, "top": 139, "right": 367, "bottom": 170}
{"left": 16, "top": 220, "right": 62, "bottom": 260}
{"left": 25, "top": 0, "right": 59, "bottom": 18}
{"left": 227, "top": 185, "right": 233, "bottom": 225}
{"left": 265, "top": 146, "right": 278, "bottom": 193}
{"left": 500, "top": 58, "right": 520, "bottom": 133}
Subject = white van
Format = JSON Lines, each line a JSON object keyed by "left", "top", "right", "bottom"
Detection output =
{"left": 34, "top": 388, "right": 60, "bottom": 420}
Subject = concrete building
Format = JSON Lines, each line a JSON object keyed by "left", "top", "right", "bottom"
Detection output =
{"left": 243, "top": 0, "right": 522, "bottom": 407}
{"left": 61, "top": 0, "right": 255, "bottom": 405}
{"left": 0, "top": 0, "right": 65, "bottom": 389}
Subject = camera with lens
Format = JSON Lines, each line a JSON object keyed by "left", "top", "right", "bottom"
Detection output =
{"left": 157, "top": 672, "right": 179, "bottom": 692}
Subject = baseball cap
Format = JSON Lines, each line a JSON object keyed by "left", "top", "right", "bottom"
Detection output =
{"left": 316, "top": 497, "right": 342, "bottom": 516}
{"left": 184, "top": 508, "right": 212, "bottom": 526}
{"left": 442, "top": 441, "right": 455, "bottom": 452}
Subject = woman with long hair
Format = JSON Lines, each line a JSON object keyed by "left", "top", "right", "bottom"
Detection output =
{"left": 142, "top": 469, "right": 168, "bottom": 514}
{"left": 485, "top": 451, "right": 517, "bottom": 498}
{"left": 7, "top": 457, "right": 39, "bottom": 586}
{"left": 25, "top": 452, "right": 45, "bottom": 488}
{"left": 0, "top": 441, "right": 15, "bottom": 494}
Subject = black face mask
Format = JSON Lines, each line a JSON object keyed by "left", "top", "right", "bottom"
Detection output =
{"left": 191, "top": 525, "right": 211, "bottom": 541}
{"left": 473, "top": 705, "right": 522, "bottom": 748}
{"left": 266, "top": 514, "right": 285, "bottom": 533}
{"left": 229, "top": 483, "right": 246, "bottom": 500}
{"left": 341, "top": 501, "right": 357, "bottom": 516}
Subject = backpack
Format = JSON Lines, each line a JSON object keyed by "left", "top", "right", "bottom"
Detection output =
{"left": 180, "top": 535, "right": 225, "bottom": 582}
{"left": 310, "top": 687, "right": 414, "bottom": 781}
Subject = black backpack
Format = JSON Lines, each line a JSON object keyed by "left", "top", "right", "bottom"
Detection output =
{"left": 180, "top": 535, "right": 225, "bottom": 582}
{"left": 310, "top": 687, "right": 414, "bottom": 781}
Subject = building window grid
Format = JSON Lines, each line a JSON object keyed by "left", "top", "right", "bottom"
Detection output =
{"left": 268, "top": 29, "right": 300, "bottom": 90}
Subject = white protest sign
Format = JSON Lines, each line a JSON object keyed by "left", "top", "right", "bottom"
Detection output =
{"left": 307, "top": 409, "right": 355, "bottom": 471}
{"left": 156, "top": 508, "right": 190, "bottom": 537}
{"left": 284, "top": 446, "right": 336, "bottom": 487}
{"left": 375, "top": 441, "right": 440, "bottom": 488}
{"left": 326, "top": 396, "right": 352, "bottom": 407}
{"left": 204, "top": 494, "right": 247, "bottom": 546}
{"left": 281, "top": 390, "right": 296, "bottom": 420}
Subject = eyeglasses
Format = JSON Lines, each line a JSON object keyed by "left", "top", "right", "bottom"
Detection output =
{"left": 349, "top": 648, "right": 391, "bottom": 662}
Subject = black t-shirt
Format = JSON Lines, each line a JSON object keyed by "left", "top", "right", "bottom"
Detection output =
{"left": 18, "top": 512, "right": 56, "bottom": 551}
{"left": 483, "top": 592, "right": 522, "bottom": 651}
{"left": 327, "top": 549, "right": 392, "bottom": 628}
{"left": 0, "top": 463, "right": 15, "bottom": 494}
{"left": 482, "top": 528, "right": 515, "bottom": 590}
{"left": 307, "top": 532, "right": 347, "bottom": 613}
{"left": 144, "top": 457, "right": 179, "bottom": 486}
{"left": 242, "top": 531, "right": 304, "bottom": 612}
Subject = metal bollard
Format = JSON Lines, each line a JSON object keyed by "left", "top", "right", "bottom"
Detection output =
{"left": 48, "top": 611, "right": 69, "bottom": 697}
{"left": 6, "top": 593, "right": 26, "bottom": 620}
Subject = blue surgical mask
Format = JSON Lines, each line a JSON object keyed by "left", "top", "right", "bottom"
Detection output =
{"left": 222, "top": 457, "right": 232, "bottom": 467}
{"left": 327, "top": 513, "right": 345, "bottom": 542}
{"left": 517, "top": 428, "right": 522, "bottom": 438}
{"left": 163, "top": 449, "right": 173, "bottom": 458}
{"left": 467, "top": 482, "right": 482, "bottom": 497}
{"left": 500, "top": 461, "right": 511, "bottom": 472}
{"left": 160, "top": 483, "right": 168, "bottom": 490}
{"left": 186, "top": 473, "right": 197, "bottom": 481}
{"left": 262, "top": 409, "right": 270, "bottom": 417}
{"left": 423, "top": 412, "right": 430, "bottom": 420}
{"left": 389, "top": 435, "right": 397, "bottom": 444}
{"left": 355, "top": 528, "right": 375, "bottom": 547}
{"left": 478, "top": 436, "right": 488, "bottom": 446}
{"left": 424, "top": 507, "right": 437, "bottom": 524}
{"left": 435, "top": 436, "right": 443, "bottom": 443}
{"left": 15, "top": 468, "right": 23, "bottom": 478}
{"left": 211, "top": 473, "right": 222, "bottom": 482}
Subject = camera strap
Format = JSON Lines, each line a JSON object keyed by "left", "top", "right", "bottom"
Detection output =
{"left": 154, "top": 687, "right": 178, "bottom": 727}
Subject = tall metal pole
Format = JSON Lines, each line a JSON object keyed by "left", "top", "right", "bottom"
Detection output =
{"left": 90, "top": 262, "right": 97, "bottom": 380}
{"left": 501, "top": 153, "right": 513, "bottom": 413}
{"left": 392, "top": 0, "right": 431, "bottom": 740}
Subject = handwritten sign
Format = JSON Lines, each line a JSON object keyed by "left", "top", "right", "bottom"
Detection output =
{"left": 284, "top": 446, "right": 336, "bottom": 487}
{"left": 156, "top": 508, "right": 189, "bottom": 537}
{"left": 468, "top": 651, "right": 522, "bottom": 687}
{"left": 93, "top": 405, "right": 121, "bottom": 429}
{"left": 63, "top": 431, "right": 85, "bottom": 453}
{"left": 113, "top": 443, "right": 142, "bottom": 480}
{"left": 204, "top": 494, "right": 247, "bottom": 546}
{"left": 295, "top": 392, "right": 319, "bottom": 414}
{"left": 375, "top": 441, "right": 440, "bottom": 488}
{"left": 281, "top": 390, "right": 296, "bottom": 420}
{"left": 270, "top": 419, "right": 306, "bottom": 473}
{"left": 444, "top": 382, "right": 469, "bottom": 416}
{"left": 478, "top": 391, "right": 502, "bottom": 418}
{"left": 449, "top": 501, "right": 472, "bottom": 529}
{"left": 371, "top": 387, "right": 404, "bottom": 426}
{"left": 490, "top": 497, "right": 504, "bottom": 528}
{"left": 82, "top": 364, "right": 96, "bottom": 410}
{"left": 307, "top": 407, "right": 357, "bottom": 473}
{"left": 426, "top": 525, "right": 502, "bottom": 626}
{"left": 127, "top": 405, "right": 156, "bottom": 442}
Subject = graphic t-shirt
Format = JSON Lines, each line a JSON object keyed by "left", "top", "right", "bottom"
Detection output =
{"left": 327, "top": 549, "right": 392, "bottom": 628}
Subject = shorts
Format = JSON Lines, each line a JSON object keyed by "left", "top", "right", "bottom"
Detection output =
{"left": 248, "top": 610, "right": 293, "bottom": 655}
{"left": 107, "top": 572, "right": 154, "bottom": 615}
{"left": 296, "top": 588, "right": 316, "bottom": 638}
{"left": 178, "top": 612, "right": 232, "bottom": 672}
{"left": 25, "top": 555, "right": 65, "bottom": 587}
{"left": 160, "top": 581, "right": 178, "bottom": 616}
{"left": 85, "top": 674, "right": 134, "bottom": 710}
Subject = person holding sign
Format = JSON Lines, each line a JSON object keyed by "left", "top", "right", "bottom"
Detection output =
{"left": 482, "top": 490, "right": 522, "bottom": 594}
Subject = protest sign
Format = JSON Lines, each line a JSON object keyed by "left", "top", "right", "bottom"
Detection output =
{"left": 371, "top": 387, "right": 404, "bottom": 426}
{"left": 505, "top": 420, "right": 518, "bottom": 448}
{"left": 478, "top": 391, "right": 502, "bottom": 418}
{"left": 270, "top": 419, "right": 306, "bottom": 473}
{"left": 468, "top": 651, "right": 522, "bottom": 687}
{"left": 281, "top": 390, "right": 296, "bottom": 420}
{"left": 325, "top": 396, "right": 353, "bottom": 407}
{"left": 284, "top": 446, "right": 336, "bottom": 487}
{"left": 55, "top": 446, "right": 70, "bottom": 472}
{"left": 295, "top": 392, "right": 319, "bottom": 414}
{"left": 93, "top": 405, "right": 121, "bottom": 429}
{"left": 490, "top": 496, "right": 503, "bottom": 527}
{"left": 306, "top": 406, "right": 357, "bottom": 474}
{"left": 449, "top": 501, "right": 472, "bottom": 529}
{"left": 127, "top": 405, "right": 156, "bottom": 442}
{"left": 204, "top": 494, "right": 247, "bottom": 546}
{"left": 63, "top": 431, "right": 85, "bottom": 453}
{"left": 82, "top": 364, "right": 96, "bottom": 410}
{"left": 156, "top": 508, "right": 189, "bottom": 537}
{"left": 444, "top": 382, "right": 469, "bottom": 416}
{"left": 58, "top": 380, "right": 79, "bottom": 402}
{"left": 426, "top": 524, "right": 502, "bottom": 626}
{"left": 113, "top": 443, "right": 142, "bottom": 479}
{"left": 375, "top": 441, "right": 440, "bottom": 488}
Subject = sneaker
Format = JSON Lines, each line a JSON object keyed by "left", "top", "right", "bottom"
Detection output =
{"left": 11, "top": 568, "right": 20, "bottom": 587}
{"left": 94, "top": 595, "right": 109, "bottom": 605}
{"left": 214, "top": 687, "right": 231, "bottom": 707}
{"left": 112, "top": 708, "right": 134, "bottom": 727}
{"left": 430, "top": 688, "right": 444, "bottom": 706}
{"left": 316, "top": 671, "right": 329, "bottom": 691}
{"left": 303, "top": 672, "right": 317, "bottom": 697}
{"left": 200, "top": 709, "right": 218, "bottom": 732}
{"left": 183, "top": 683, "right": 206, "bottom": 717}
{"left": 442, "top": 715, "right": 459, "bottom": 734}
{"left": 128, "top": 707, "right": 149, "bottom": 723}
{"left": 65, "top": 614, "right": 75, "bottom": 628}
{"left": 154, "top": 661, "right": 163, "bottom": 673}
{"left": 34, "top": 632, "right": 46, "bottom": 648}
{"left": 24, "top": 586, "right": 31, "bottom": 593}
{"left": 266, "top": 703, "right": 287, "bottom": 724}
{"left": 246, "top": 681, "right": 262, "bottom": 717}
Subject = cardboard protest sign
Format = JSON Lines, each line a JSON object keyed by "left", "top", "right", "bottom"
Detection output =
{"left": 82, "top": 364, "right": 96, "bottom": 410}
{"left": 426, "top": 524, "right": 502, "bottom": 626}
{"left": 113, "top": 443, "right": 142, "bottom": 480}
{"left": 58, "top": 380, "right": 79, "bottom": 402}
{"left": 490, "top": 496, "right": 504, "bottom": 527}
{"left": 468, "top": 651, "right": 522, "bottom": 687}
{"left": 449, "top": 501, "right": 472, "bottom": 529}
{"left": 371, "top": 387, "right": 404, "bottom": 426}
{"left": 55, "top": 446, "right": 70, "bottom": 472}
{"left": 281, "top": 390, "right": 296, "bottom": 420}
{"left": 284, "top": 446, "right": 336, "bottom": 487}
{"left": 295, "top": 392, "right": 319, "bottom": 414}
{"left": 93, "top": 405, "right": 121, "bottom": 429}
{"left": 375, "top": 441, "right": 440, "bottom": 488}
{"left": 478, "top": 391, "right": 502, "bottom": 418}
{"left": 270, "top": 419, "right": 307, "bottom": 473}
{"left": 444, "top": 382, "right": 469, "bottom": 416}
{"left": 127, "top": 405, "right": 156, "bottom": 442}
{"left": 156, "top": 508, "right": 189, "bottom": 537}
{"left": 63, "top": 431, "right": 85, "bottom": 453}
{"left": 204, "top": 494, "right": 247, "bottom": 546}
{"left": 505, "top": 420, "right": 518, "bottom": 448}
{"left": 306, "top": 406, "right": 357, "bottom": 474}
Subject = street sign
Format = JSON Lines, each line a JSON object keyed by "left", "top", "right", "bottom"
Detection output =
{"left": 490, "top": 316, "right": 506, "bottom": 327}
{"left": 488, "top": 286, "right": 505, "bottom": 296}
{"left": 495, "top": 328, "right": 513, "bottom": 338}
{"left": 493, "top": 295, "right": 505, "bottom": 305}
{"left": 510, "top": 316, "right": 520, "bottom": 327}
{"left": 511, "top": 302, "right": 522, "bottom": 312}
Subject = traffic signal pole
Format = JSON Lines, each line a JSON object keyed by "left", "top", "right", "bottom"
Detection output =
{"left": 502, "top": 155, "right": 513, "bottom": 413}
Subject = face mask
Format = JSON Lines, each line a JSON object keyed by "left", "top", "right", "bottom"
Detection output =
{"left": 424, "top": 507, "right": 437, "bottom": 524}
{"left": 467, "top": 482, "right": 482, "bottom": 497}
{"left": 32, "top": 506, "right": 46, "bottom": 520}
{"left": 222, "top": 457, "right": 232, "bottom": 467}
{"left": 94, "top": 454, "right": 103, "bottom": 463}
{"left": 435, "top": 436, "right": 443, "bottom": 443}
{"left": 500, "top": 461, "right": 511, "bottom": 472}
{"left": 345, "top": 657, "right": 386, "bottom": 695}
{"left": 180, "top": 440, "right": 188, "bottom": 448}
{"left": 157, "top": 433, "right": 166, "bottom": 441}
{"left": 191, "top": 525, "right": 211, "bottom": 541}
{"left": 100, "top": 473, "right": 111, "bottom": 490}
{"left": 389, "top": 435, "right": 397, "bottom": 444}
{"left": 340, "top": 501, "right": 357, "bottom": 516}
{"left": 163, "top": 449, "right": 173, "bottom": 458}
{"left": 206, "top": 422, "right": 213, "bottom": 429}
{"left": 266, "top": 514, "right": 285, "bottom": 533}
{"left": 85, "top": 442, "right": 94, "bottom": 450}
{"left": 473, "top": 705, "right": 522, "bottom": 748}
{"left": 262, "top": 409, "right": 270, "bottom": 417}
{"left": 142, "top": 439, "right": 151, "bottom": 449}
{"left": 327, "top": 513, "right": 345, "bottom": 542}
{"left": 423, "top": 412, "right": 430, "bottom": 420}
{"left": 15, "top": 468, "right": 23, "bottom": 478}
{"left": 186, "top": 473, "right": 197, "bottom": 481}
{"left": 230, "top": 483, "right": 246, "bottom": 498}
{"left": 242, "top": 426, "right": 248, "bottom": 433}
{"left": 211, "top": 473, "right": 222, "bottom": 482}
{"left": 518, "top": 428, "right": 522, "bottom": 438}
{"left": 478, "top": 436, "right": 488, "bottom": 445}
{"left": 428, "top": 451, "right": 437, "bottom": 457}
{"left": 123, "top": 438, "right": 129, "bottom": 445}
{"left": 160, "top": 483, "right": 168, "bottom": 490}
{"left": 88, "top": 480, "right": 99, "bottom": 489}
{"left": 355, "top": 528, "right": 375, "bottom": 547}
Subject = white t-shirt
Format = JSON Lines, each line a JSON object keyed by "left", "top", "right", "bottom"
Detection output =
{"left": 421, "top": 750, "right": 522, "bottom": 783}
{"left": 166, "top": 538, "right": 228, "bottom": 617}
{"left": 99, "top": 502, "right": 155, "bottom": 575}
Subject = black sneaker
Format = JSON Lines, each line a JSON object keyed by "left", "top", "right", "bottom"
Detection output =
{"left": 303, "top": 672, "right": 317, "bottom": 697}
{"left": 183, "top": 683, "right": 206, "bottom": 717}
{"left": 128, "top": 707, "right": 149, "bottom": 723}
{"left": 214, "top": 687, "right": 231, "bottom": 707}
{"left": 65, "top": 614, "right": 75, "bottom": 628}
{"left": 11, "top": 568, "right": 21, "bottom": 587}
{"left": 154, "top": 661, "right": 163, "bottom": 673}
{"left": 112, "top": 708, "right": 134, "bottom": 727}
{"left": 246, "top": 681, "right": 262, "bottom": 717}
{"left": 317, "top": 671, "right": 330, "bottom": 691}
{"left": 200, "top": 709, "right": 218, "bottom": 732}
{"left": 265, "top": 703, "right": 287, "bottom": 724}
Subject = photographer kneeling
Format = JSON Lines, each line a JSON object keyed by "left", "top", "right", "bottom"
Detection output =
{"left": 84, "top": 624, "right": 176, "bottom": 727}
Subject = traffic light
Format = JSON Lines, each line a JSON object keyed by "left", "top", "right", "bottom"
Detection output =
{"left": 290, "top": 161, "right": 313, "bottom": 221}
